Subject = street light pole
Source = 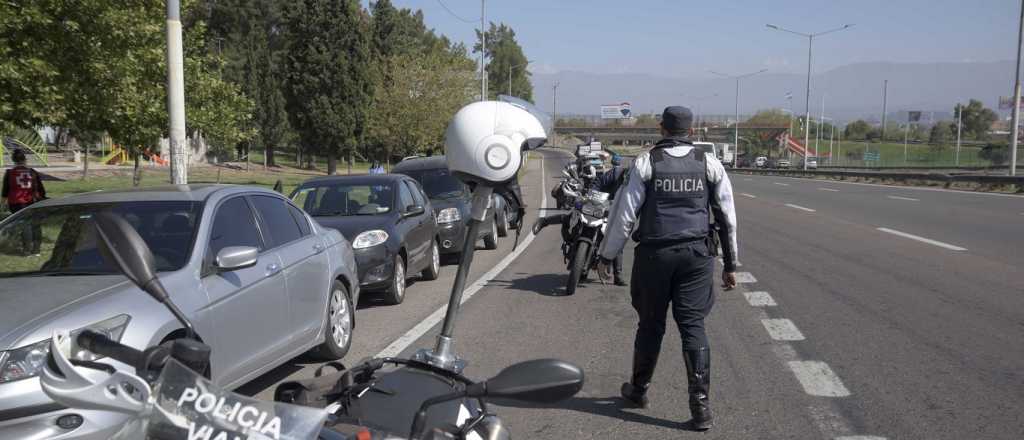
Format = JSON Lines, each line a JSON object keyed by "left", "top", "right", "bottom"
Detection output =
{"left": 768, "top": 23, "right": 855, "bottom": 170}
{"left": 480, "top": 0, "right": 487, "bottom": 101}
{"left": 711, "top": 69, "right": 767, "bottom": 161}
{"left": 166, "top": 0, "right": 187, "bottom": 184}
{"left": 508, "top": 60, "right": 533, "bottom": 97}
{"left": 1010, "top": 0, "right": 1023, "bottom": 175}
{"left": 956, "top": 102, "right": 963, "bottom": 165}
{"left": 552, "top": 82, "right": 560, "bottom": 130}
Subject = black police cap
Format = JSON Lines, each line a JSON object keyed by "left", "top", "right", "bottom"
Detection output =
{"left": 660, "top": 106, "right": 693, "bottom": 133}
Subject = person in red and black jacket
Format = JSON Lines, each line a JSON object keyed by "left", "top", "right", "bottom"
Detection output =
{"left": 2, "top": 149, "right": 46, "bottom": 255}
{"left": 2, "top": 149, "right": 46, "bottom": 213}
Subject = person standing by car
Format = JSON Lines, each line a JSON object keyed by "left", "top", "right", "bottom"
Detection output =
{"left": 2, "top": 149, "right": 46, "bottom": 255}
{"left": 597, "top": 153, "right": 628, "bottom": 286}
{"left": 596, "top": 106, "right": 738, "bottom": 431}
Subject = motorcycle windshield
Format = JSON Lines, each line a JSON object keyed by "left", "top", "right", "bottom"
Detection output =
{"left": 139, "top": 359, "right": 328, "bottom": 440}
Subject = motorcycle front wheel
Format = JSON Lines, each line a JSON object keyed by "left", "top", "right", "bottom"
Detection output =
{"left": 566, "top": 241, "right": 590, "bottom": 295}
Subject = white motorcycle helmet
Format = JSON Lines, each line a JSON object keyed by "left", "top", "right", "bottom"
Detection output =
{"left": 445, "top": 101, "right": 547, "bottom": 186}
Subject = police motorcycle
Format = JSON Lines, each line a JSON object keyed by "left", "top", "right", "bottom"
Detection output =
{"left": 532, "top": 163, "right": 611, "bottom": 296}
{"left": 550, "top": 165, "right": 581, "bottom": 210}
{"left": 39, "top": 101, "right": 584, "bottom": 440}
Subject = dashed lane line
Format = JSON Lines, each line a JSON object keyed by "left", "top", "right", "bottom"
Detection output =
{"left": 835, "top": 437, "right": 888, "bottom": 440}
{"left": 785, "top": 203, "right": 817, "bottom": 212}
{"left": 788, "top": 361, "right": 852, "bottom": 397}
{"left": 376, "top": 154, "right": 548, "bottom": 358}
{"left": 743, "top": 291, "right": 776, "bottom": 307}
{"left": 876, "top": 227, "right": 967, "bottom": 251}
{"left": 774, "top": 182, "right": 790, "bottom": 186}
{"left": 886, "top": 195, "right": 920, "bottom": 201}
{"left": 818, "top": 187, "right": 840, "bottom": 192}
{"left": 740, "top": 193, "right": 757, "bottom": 198}
{"left": 762, "top": 319, "right": 806, "bottom": 341}
{"left": 734, "top": 272, "right": 757, "bottom": 283}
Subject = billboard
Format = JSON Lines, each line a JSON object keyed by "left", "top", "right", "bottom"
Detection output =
{"left": 600, "top": 102, "right": 632, "bottom": 119}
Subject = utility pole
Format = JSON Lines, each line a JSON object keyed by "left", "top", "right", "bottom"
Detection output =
{"left": 767, "top": 23, "right": 854, "bottom": 170}
{"left": 881, "top": 79, "right": 889, "bottom": 142}
{"left": 552, "top": 82, "right": 560, "bottom": 129}
{"left": 956, "top": 102, "right": 963, "bottom": 165}
{"left": 711, "top": 69, "right": 767, "bottom": 162}
{"left": 166, "top": 0, "right": 187, "bottom": 184}
{"left": 1010, "top": 0, "right": 1023, "bottom": 175}
{"left": 479, "top": 0, "right": 487, "bottom": 101}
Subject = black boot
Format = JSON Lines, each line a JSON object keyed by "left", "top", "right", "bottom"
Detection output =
{"left": 620, "top": 381, "right": 649, "bottom": 408}
{"left": 683, "top": 347, "right": 713, "bottom": 430}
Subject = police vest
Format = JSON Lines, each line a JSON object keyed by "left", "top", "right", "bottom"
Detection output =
{"left": 635, "top": 144, "right": 710, "bottom": 244}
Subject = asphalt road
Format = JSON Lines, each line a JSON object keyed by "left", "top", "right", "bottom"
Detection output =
{"left": 244, "top": 148, "right": 1024, "bottom": 439}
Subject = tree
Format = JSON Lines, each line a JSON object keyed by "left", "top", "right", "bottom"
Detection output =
{"left": 929, "top": 121, "right": 954, "bottom": 145}
{"left": 844, "top": 120, "right": 871, "bottom": 140}
{"left": 743, "top": 109, "right": 791, "bottom": 127}
{"left": 955, "top": 99, "right": 998, "bottom": 140}
{"left": 474, "top": 22, "right": 532, "bottom": 101}
{"left": 283, "top": 0, "right": 374, "bottom": 175}
{"left": 203, "top": 0, "right": 291, "bottom": 166}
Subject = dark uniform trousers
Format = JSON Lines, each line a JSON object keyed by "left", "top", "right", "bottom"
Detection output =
{"left": 629, "top": 239, "right": 714, "bottom": 386}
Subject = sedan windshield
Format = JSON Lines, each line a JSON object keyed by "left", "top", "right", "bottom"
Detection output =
{"left": 292, "top": 183, "right": 394, "bottom": 216}
{"left": 0, "top": 201, "right": 202, "bottom": 278}
{"left": 402, "top": 169, "right": 466, "bottom": 199}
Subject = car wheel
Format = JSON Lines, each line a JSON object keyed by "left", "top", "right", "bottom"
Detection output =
{"left": 421, "top": 240, "right": 440, "bottom": 281}
{"left": 483, "top": 218, "right": 499, "bottom": 250}
{"left": 496, "top": 207, "right": 510, "bottom": 237}
{"left": 384, "top": 254, "right": 406, "bottom": 305}
{"left": 313, "top": 280, "right": 353, "bottom": 360}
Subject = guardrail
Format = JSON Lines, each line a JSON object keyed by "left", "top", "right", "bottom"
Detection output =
{"left": 733, "top": 168, "right": 1024, "bottom": 192}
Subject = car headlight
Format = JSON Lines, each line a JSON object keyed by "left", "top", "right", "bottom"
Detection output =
{"left": 353, "top": 230, "right": 389, "bottom": 249}
{"left": 436, "top": 208, "right": 461, "bottom": 224}
{"left": 0, "top": 315, "right": 130, "bottom": 384}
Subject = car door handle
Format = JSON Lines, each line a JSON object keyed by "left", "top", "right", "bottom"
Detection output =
{"left": 313, "top": 243, "right": 325, "bottom": 254}
{"left": 266, "top": 263, "right": 281, "bottom": 275}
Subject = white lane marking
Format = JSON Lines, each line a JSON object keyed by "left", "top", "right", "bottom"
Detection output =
{"left": 835, "top": 437, "right": 887, "bottom": 440}
{"left": 743, "top": 178, "right": 753, "bottom": 181}
{"left": 762, "top": 319, "right": 806, "bottom": 341}
{"left": 887, "top": 195, "right": 919, "bottom": 201}
{"left": 774, "top": 182, "right": 790, "bottom": 186}
{"left": 376, "top": 155, "right": 548, "bottom": 358}
{"left": 734, "top": 272, "right": 757, "bottom": 283}
{"left": 818, "top": 187, "right": 840, "bottom": 192}
{"left": 740, "top": 193, "right": 757, "bottom": 198}
{"left": 744, "top": 291, "right": 777, "bottom": 307}
{"left": 785, "top": 203, "right": 817, "bottom": 212}
{"left": 788, "top": 361, "right": 851, "bottom": 397}
{"left": 876, "top": 227, "right": 967, "bottom": 251}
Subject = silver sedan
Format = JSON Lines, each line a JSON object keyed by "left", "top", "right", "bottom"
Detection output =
{"left": 0, "top": 184, "right": 359, "bottom": 439}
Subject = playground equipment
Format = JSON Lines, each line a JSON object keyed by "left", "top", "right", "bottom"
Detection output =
{"left": 144, "top": 149, "right": 168, "bottom": 165}
{"left": 100, "top": 146, "right": 129, "bottom": 165}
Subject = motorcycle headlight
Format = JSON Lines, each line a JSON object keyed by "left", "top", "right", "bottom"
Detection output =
{"left": 0, "top": 315, "right": 130, "bottom": 383}
{"left": 436, "top": 208, "right": 461, "bottom": 224}
{"left": 353, "top": 230, "right": 389, "bottom": 249}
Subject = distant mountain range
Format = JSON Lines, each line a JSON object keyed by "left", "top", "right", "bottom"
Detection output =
{"left": 530, "top": 61, "right": 1018, "bottom": 124}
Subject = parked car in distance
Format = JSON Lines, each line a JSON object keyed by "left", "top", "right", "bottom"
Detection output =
{"left": 755, "top": 156, "right": 768, "bottom": 168}
{"left": 775, "top": 158, "right": 792, "bottom": 168}
{"left": 800, "top": 157, "right": 819, "bottom": 169}
{"left": 692, "top": 141, "right": 718, "bottom": 158}
{"left": 0, "top": 185, "right": 359, "bottom": 440}
{"left": 291, "top": 174, "right": 439, "bottom": 305}
{"left": 392, "top": 156, "right": 502, "bottom": 255}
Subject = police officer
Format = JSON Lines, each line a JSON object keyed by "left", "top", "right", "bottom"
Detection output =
{"left": 597, "top": 106, "right": 738, "bottom": 431}
{"left": 597, "top": 154, "right": 628, "bottom": 285}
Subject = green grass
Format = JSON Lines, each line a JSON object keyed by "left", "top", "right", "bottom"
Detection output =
{"left": 822, "top": 141, "right": 994, "bottom": 167}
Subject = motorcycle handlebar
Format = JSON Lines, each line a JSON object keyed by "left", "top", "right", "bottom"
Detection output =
{"left": 77, "top": 330, "right": 145, "bottom": 370}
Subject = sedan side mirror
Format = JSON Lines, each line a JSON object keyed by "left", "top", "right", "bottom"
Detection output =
{"left": 215, "top": 246, "right": 259, "bottom": 272}
{"left": 404, "top": 204, "right": 426, "bottom": 217}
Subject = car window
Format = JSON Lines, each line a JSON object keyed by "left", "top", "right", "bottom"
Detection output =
{"left": 288, "top": 204, "right": 312, "bottom": 236}
{"left": 398, "top": 182, "right": 416, "bottom": 212}
{"left": 405, "top": 180, "right": 426, "bottom": 207}
{"left": 295, "top": 183, "right": 394, "bottom": 216}
{"left": 208, "top": 197, "right": 264, "bottom": 261}
{"left": 0, "top": 201, "right": 201, "bottom": 277}
{"left": 251, "top": 195, "right": 303, "bottom": 248}
{"left": 400, "top": 168, "right": 466, "bottom": 199}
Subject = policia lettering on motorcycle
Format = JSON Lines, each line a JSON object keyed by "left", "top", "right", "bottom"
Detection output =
{"left": 597, "top": 106, "right": 739, "bottom": 431}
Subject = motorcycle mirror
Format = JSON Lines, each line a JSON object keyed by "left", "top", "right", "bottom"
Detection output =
{"left": 93, "top": 211, "right": 164, "bottom": 302}
{"left": 94, "top": 210, "right": 197, "bottom": 338}
{"left": 468, "top": 359, "right": 584, "bottom": 403}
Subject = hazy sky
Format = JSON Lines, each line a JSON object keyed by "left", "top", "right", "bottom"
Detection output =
{"left": 368, "top": 0, "right": 1022, "bottom": 78}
